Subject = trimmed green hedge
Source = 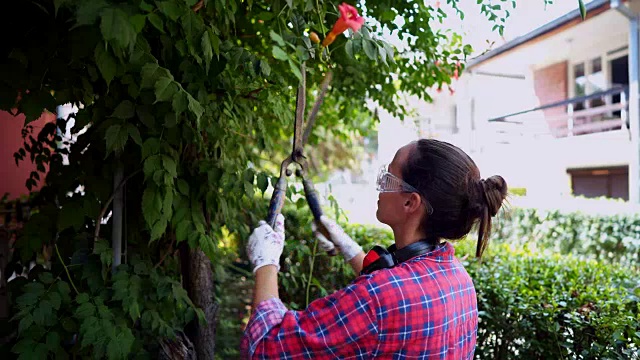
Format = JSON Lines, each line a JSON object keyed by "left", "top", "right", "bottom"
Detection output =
{"left": 465, "top": 244, "right": 640, "bottom": 359}
{"left": 493, "top": 207, "right": 640, "bottom": 267}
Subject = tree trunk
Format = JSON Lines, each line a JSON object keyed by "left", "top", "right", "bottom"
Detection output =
{"left": 180, "top": 243, "right": 219, "bottom": 359}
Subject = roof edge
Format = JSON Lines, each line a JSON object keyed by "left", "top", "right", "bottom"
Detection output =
{"left": 466, "top": 0, "right": 611, "bottom": 69}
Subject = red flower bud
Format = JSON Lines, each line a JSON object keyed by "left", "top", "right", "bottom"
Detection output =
{"left": 310, "top": 32, "right": 320, "bottom": 44}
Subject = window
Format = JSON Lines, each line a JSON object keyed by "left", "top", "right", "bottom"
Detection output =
{"left": 572, "top": 57, "right": 605, "bottom": 111}
{"left": 567, "top": 166, "right": 628, "bottom": 200}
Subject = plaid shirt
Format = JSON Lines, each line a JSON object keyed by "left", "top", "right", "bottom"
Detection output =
{"left": 241, "top": 241, "right": 477, "bottom": 359}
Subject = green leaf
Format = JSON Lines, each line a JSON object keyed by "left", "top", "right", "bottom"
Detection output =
{"left": 208, "top": 28, "right": 220, "bottom": 57}
{"left": 94, "top": 239, "right": 112, "bottom": 267}
{"left": 187, "top": 94, "right": 204, "bottom": 124}
{"left": 75, "top": 302, "right": 96, "bottom": 319}
{"left": 101, "top": 8, "right": 137, "bottom": 51}
{"left": 150, "top": 218, "right": 168, "bottom": 241}
{"left": 130, "top": 14, "right": 146, "bottom": 34}
{"left": 257, "top": 173, "right": 268, "bottom": 195}
{"left": 139, "top": 1, "right": 154, "bottom": 12}
{"left": 148, "top": 12, "right": 165, "bottom": 33}
{"left": 111, "top": 100, "right": 135, "bottom": 119}
{"left": 75, "top": 0, "right": 108, "bottom": 26}
{"left": 126, "top": 124, "right": 143, "bottom": 146}
{"left": 162, "top": 155, "right": 177, "bottom": 177}
{"left": 54, "top": 0, "right": 71, "bottom": 16}
{"left": 260, "top": 60, "right": 271, "bottom": 77}
{"left": 345, "top": 40, "right": 354, "bottom": 59}
{"left": 378, "top": 44, "right": 388, "bottom": 65}
{"left": 19, "top": 91, "right": 57, "bottom": 124}
{"left": 141, "top": 62, "right": 172, "bottom": 89}
{"left": 199, "top": 234, "right": 216, "bottom": 259}
{"left": 175, "top": 221, "right": 191, "bottom": 242}
{"left": 39, "top": 272, "right": 55, "bottom": 284}
{"left": 201, "top": 31, "right": 213, "bottom": 73}
{"left": 164, "top": 112, "right": 177, "bottom": 128}
{"left": 142, "top": 185, "right": 162, "bottom": 226}
{"left": 18, "top": 314, "right": 33, "bottom": 334}
{"left": 135, "top": 106, "right": 154, "bottom": 129}
{"left": 143, "top": 155, "right": 163, "bottom": 180}
{"left": 288, "top": 59, "right": 303, "bottom": 83}
{"left": 46, "top": 332, "right": 60, "bottom": 352}
{"left": 158, "top": 1, "right": 184, "bottom": 21}
{"left": 76, "top": 293, "right": 90, "bottom": 304}
{"left": 177, "top": 179, "right": 189, "bottom": 195}
{"left": 363, "top": 40, "right": 377, "bottom": 61}
{"left": 61, "top": 317, "right": 77, "bottom": 332}
{"left": 578, "top": 0, "right": 586, "bottom": 20}
{"left": 141, "top": 138, "right": 160, "bottom": 159}
{"left": 106, "top": 328, "right": 134, "bottom": 360}
{"left": 95, "top": 44, "right": 117, "bottom": 87}
{"left": 172, "top": 92, "right": 188, "bottom": 115}
{"left": 48, "top": 292, "right": 62, "bottom": 311}
{"left": 383, "top": 42, "right": 395, "bottom": 63}
{"left": 154, "top": 77, "right": 179, "bottom": 102}
{"left": 272, "top": 46, "right": 288, "bottom": 61}
{"left": 105, "top": 124, "right": 129, "bottom": 153}
{"left": 270, "top": 30, "right": 286, "bottom": 47}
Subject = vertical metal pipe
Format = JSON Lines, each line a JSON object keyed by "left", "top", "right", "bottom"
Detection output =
{"left": 112, "top": 164, "right": 124, "bottom": 272}
{"left": 628, "top": 16, "right": 640, "bottom": 203}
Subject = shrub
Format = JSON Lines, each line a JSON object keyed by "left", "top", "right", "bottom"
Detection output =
{"left": 466, "top": 243, "right": 640, "bottom": 359}
{"left": 493, "top": 207, "right": 640, "bottom": 267}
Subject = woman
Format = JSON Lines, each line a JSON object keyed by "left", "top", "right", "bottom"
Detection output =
{"left": 242, "top": 139, "right": 508, "bottom": 359}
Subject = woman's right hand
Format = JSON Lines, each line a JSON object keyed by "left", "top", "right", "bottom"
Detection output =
{"left": 312, "top": 216, "right": 363, "bottom": 262}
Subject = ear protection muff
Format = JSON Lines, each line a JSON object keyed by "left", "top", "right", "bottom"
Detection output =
{"left": 360, "top": 240, "right": 439, "bottom": 275}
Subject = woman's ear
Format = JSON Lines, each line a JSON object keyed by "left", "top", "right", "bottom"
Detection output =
{"left": 404, "top": 193, "right": 423, "bottom": 213}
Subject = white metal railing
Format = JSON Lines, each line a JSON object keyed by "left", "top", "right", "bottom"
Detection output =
{"left": 488, "top": 86, "right": 629, "bottom": 138}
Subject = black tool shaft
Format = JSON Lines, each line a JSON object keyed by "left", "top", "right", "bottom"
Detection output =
{"left": 267, "top": 175, "right": 288, "bottom": 229}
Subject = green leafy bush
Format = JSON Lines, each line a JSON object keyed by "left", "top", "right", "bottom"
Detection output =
{"left": 8, "top": 243, "right": 203, "bottom": 359}
{"left": 493, "top": 207, "right": 640, "bottom": 267}
{"left": 465, "top": 243, "right": 640, "bottom": 359}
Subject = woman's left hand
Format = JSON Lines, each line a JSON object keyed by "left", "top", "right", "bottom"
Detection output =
{"left": 246, "top": 214, "right": 285, "bottom": 273}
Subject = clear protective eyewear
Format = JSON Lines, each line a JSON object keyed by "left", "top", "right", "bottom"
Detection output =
{"left": 376, "top": 165, "right": 434, "bottom": 214}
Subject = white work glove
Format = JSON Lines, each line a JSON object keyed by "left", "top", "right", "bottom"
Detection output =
{"left": 312, "top": 216, "right": 362, "bottom": 261}
{"left": 246, "top": 214, "right": 285, "bottom": 273}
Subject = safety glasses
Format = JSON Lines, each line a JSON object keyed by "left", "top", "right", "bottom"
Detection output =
{"left": 376, "top": 165, "right": 434, "bottom": 214}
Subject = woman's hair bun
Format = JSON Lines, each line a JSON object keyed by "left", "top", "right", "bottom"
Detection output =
{"left": 480, "top": 175, "right": 508, "bottom": 217}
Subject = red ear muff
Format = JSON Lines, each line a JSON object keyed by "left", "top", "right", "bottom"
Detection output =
{"left": 360, "top": 240, "right": 440, "bottom": 275}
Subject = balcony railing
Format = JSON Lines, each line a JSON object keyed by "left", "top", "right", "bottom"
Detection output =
{"left": 488, "top": 86, "right": 629, "bottom": 138}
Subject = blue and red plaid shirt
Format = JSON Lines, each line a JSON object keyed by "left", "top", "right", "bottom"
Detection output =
{"left": 241, "top": 241, "right": 478, "bottom": 359}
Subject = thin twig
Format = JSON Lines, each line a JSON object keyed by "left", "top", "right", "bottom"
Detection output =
{"left": 55, "top": 244, "right": 79, "bottom": 295}
{"left": 305, "top": 238, "right": 320, "bottom": 307}
{"left": 192, "top": 0, "right": 204, "bottom": 12}
{"left": 153, "top": 234, "right": 176, "bottom": 270}
{"left": 229, "top": 129, "right": 255, "bottom": 140}
{"left": 93, "top": 169, "right": 142, "bottom": 244}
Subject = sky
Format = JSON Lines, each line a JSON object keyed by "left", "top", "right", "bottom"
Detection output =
{"left": 443, "top": 0, "right": 583, "bottom": 57}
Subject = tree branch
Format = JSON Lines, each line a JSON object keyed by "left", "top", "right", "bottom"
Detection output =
{"left": 93, "top": 168, "right": 142, "bottom": 244}
{"left": 153, "top": 232, "right": 176, "bottom": 270}
{"left": 192, "top": 0, "right": 204, "bottom": 13}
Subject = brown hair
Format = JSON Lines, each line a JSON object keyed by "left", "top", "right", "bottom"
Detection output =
{"left": 401, "top": 139, "right": 508, "bottom": 257}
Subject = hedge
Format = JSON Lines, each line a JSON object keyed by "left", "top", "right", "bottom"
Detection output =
{"left": 492, "top": 207, "right": 640, "bottom": 267}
